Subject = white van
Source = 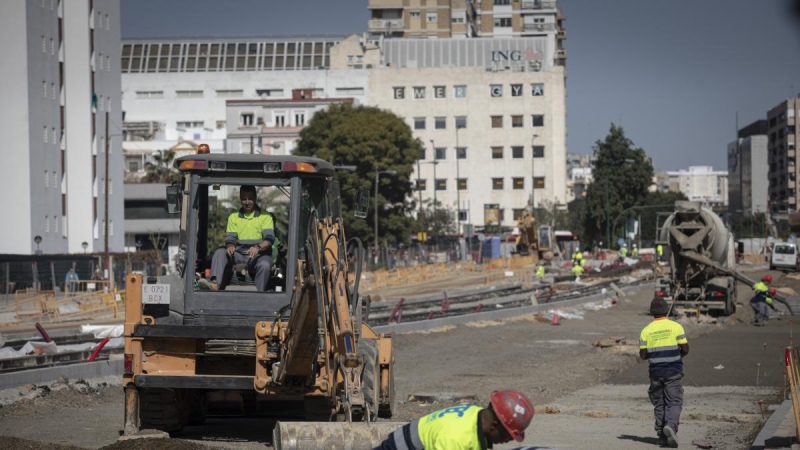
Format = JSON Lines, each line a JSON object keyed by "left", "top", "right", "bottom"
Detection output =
{"left": 771, "top": 242, "right": 800, "bottom": 271}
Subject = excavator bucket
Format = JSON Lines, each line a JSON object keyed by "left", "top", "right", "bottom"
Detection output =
{"left": 273, "top": 421, "right": 406, "bottom": 450}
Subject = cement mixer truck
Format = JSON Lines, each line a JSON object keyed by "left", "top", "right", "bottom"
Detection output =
{"left": 655, "top": 201, "right": 739, "bottom": 316}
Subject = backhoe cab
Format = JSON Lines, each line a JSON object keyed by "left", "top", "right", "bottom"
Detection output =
{"left": 123, "top": 151, "right": 395, "bottom": 435}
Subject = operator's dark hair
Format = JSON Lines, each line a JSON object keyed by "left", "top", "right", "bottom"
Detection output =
{"left": 239, "top": 185, "right": 257, "bottom": 197}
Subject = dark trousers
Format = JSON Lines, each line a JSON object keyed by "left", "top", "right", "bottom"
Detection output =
{"left": 750, "top": 298, "right": 769, "bottom": 322}
{"left": 210, "top": 247, "right": 272, "bottom": 292}
{"left": 648, "top": 373, "right": 683, "bottom": 435}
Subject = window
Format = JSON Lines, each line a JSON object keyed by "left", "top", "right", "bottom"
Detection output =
{"left": 176, "top": 121, "right": 204, "bottom": 128}
{"left": 435, "top": 117, "right": 446, "bottom": 129}
{"left": 393, "top": 87, "right": 405, "bottom": 99}
{"left": 457, "top": 179, "right": 467, "bottom": 190}
{"left": 511, "top": 115, "right": 523, "bottom": 128}
{"left": 534, "top": 177, "right": 545, "bottom": 189}
{"left": 494, "top": 17, "right": 512, "bottom": 27}
{"left": 511, "top": 84, "right": 523, "bottom": 97}
{"left": 106, "top": 55, "right": 111, "bottom": 71}
{"left": 51, "top": 128, "right": 56, "bottom": 143}
{"left": 416, "top": 179, "right": 427, "bottom": 190}
{"left": 43, "top": 126, "right": 48, "bottom": 143}
{"left": 41, "top": 36, "right": 46, "bottom": 53}
{"left": 512, "top": 146, "right": 524, "bottom": 158}
{"left": 410, "top": 11, "right": 420, "bottom": 18}
{"left": 240, "top": 113, "right": 254, "bottom": 127}
{"left": 494, "top": 0, "right": 511, "bottom": 4}
{"left": 533, "top": 146, "right": 545, "bottom": 158}
{"left": 435, "top": 179, "right": 446, "bottom": 191}
{"left": 456, "top": 147, "right": 467, "bottom": 159}
{"left": 513, "top": 178, "right": 525, "bottom": 189}
{"left": 491, "top": 116, "right": 503, "bottom": 128}
{"left": 44, "top": 171, "right": 49, "bottom": 188}
{"left": 176, "top": 90, "right": 203, "bottom": 98}
{"left": 414, "top": 117, "right": 426, "bottom": 130}
{"left": 513, "top": 209, "right": 528, "bottom": 220}
{"left": 50, "top": 38, "right": 55, "bottom": 55}
{"left": 45, "top": 216, "right": 49, "bottom": 233}
{"left": 105, "top": 14, "right": 110, "bottom": 31}
{"left": 491, "top": 146, "right": 503, "bottom": 159}
{"left": 129, "top": 160, "right": 140, "bottom": 172}
{"left": 532, "top": 115, "right": 544, "bottom": 127}
{"left": 427, "top": 13, "right": 438, "bottom": 23}
{"left": 498, "top": 209, "right": 506, "bottom": 222}
{"left": 335, "top": 87, "right": 365, "bottom": 96}
{"left": 452, "top": 16, "right": 465, "bottom": 24}
{"left": 492, "top": 178, "right": 504, "bottom": 190}
{"left": 454, "top": 85, "right": 467, "bottom": 98}
{"left": 97, "top": 53, "right": 103, "bottom": 71}
{"left": 433, "top": 86, "right": 446, "bottom": 99}
{"left": 216, "top": 89, "right": 244, "bottom": 98}
{"left": 54, "top": 216, "right": 58, "bottom": 233}
{"left": 53, "top": 171, "right": 57, "bottom": 187}
{"left": 216, "top": 120, "right": 226, "bottom": 129}
{"left": 455, "top": 116, "right": 467, "bottom": 129}
{"left": 531, "top": 83, "right": 544, "bottom": 96}
{"left": 51, "top": 83, "right": 56, "bottom": 100}
{"left": 136, "top": 90, "right": 164, "bottom": 99}
{"left": 435, "top": 147, "right": 446, "bottom": 160}
{"left": 294, "top": 112, "right": 306, "bottom": 126}
{"left": 274, "top": 113, "right": 286, "bottom": 127}
{"left": 419, "top": 148, "right": 426, "bottom": 160}
{"left": 490, "top": 84, "right": 503, "bottom": 97}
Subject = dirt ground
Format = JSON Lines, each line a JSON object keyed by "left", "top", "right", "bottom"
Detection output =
{"left": 0, "top": 266, "right": 794, "bottom": 449}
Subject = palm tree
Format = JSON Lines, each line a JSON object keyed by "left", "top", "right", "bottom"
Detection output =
{"left": 142, "top": 150, "right": 179, "bottom": 183}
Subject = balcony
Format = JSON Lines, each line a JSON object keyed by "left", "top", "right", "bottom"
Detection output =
{"left": 520, "top": 0, "right": 557, "bottom": 10}
{"left": 557, "top": 28, "right": 566, "bottom": 39}
{"left": 368, "top": 18, "right": 403, "bottom": 33}
{"left": 523, "top": 22, "right": 555, "bottom": 32}
{"left": 368, "top": 0, "right": 403, "bottom": 8}
{"left": 556, "top": 48, "right": 566, "bottom": 59}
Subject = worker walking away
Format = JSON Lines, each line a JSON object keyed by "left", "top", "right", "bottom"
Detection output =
{"left": 619, "top": 244, "right": 628, "bottom": 262}
{"left": 572, "top": 249, "right": 582, "bottom": 265}
{"left": 632, "top": 244, "right": 639, "bottom": 259}
{"left": 751, "top": 275, "right": 776, "bottom": 326}
{"left": 571, "top": 263, "right": 585, "bottom": 282}
{"left": 657, "top": 244, "right": 664, "bottom": 262}
{"left": 373, "top": 389, "right": 534, "bottom": 450}
{"left": 640, "top": 297, "right": 689, "bottom": 448}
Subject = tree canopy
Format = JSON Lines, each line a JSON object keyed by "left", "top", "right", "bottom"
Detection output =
{"left": 583, "top": 124, "right": 654, "bottom": 246}
{"left": 141, "top": 149, "right": 180, "bottom": 183}
{"left": 294, "top": 104, "right": 422, "bottom": 247}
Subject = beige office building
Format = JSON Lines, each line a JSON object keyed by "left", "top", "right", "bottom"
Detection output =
{"left": 767, "top": 97, "right": 799, "bottom": 213}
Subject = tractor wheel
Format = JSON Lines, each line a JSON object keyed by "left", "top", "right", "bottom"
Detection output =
{"left": 358, "top": 339, "right": 379, "bottom": 422}
{"left": 139, "top": 388, "right": 187, "bottom": 433}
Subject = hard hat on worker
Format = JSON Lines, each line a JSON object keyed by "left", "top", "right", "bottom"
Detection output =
{"left": 769, "top": 288, "right": 777, "bottom": 296}
{"left": 490, "top": 389, "right": 534, "bottom": 442}
{"left": 762, "top": 275, "right": 773, "bottom": 284}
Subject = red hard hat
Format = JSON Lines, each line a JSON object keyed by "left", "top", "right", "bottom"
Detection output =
{"left": 770, "top": 288, "right": 777, "bottom": 296}
{"left": 762, "top": 275, "right": 773, "bottom": 283}
{"left": 490, "top": 390, "right": 534, "bottom": 442}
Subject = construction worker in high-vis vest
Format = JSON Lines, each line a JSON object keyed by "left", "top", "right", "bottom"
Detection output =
{"left": 750, "top": 275, "right": 776, "bottom": 326}
{"left": 374, "top": 390, "right": 534, "bottom": 450}
{"left": 536, "top": 263, "right": 545, "bottom": 280}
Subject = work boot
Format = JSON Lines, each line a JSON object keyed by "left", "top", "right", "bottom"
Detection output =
{"left": 662, "top": 425, "right": 678, "bottom": 448}
{"left": 198, "top": 278, "right": 218, "bottom": 291}
{"left": 657, "top": 432, "right": 668, "bottom": 447}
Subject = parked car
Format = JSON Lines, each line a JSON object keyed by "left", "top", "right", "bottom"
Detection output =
{"left": 770, "top": 242, "right": 800, "bottom": 271}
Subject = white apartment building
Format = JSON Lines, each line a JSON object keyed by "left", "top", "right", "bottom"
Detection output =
{"left": 667, "top": 166, "right": 728, "bottom": 207}
{"left": 0, "top": 0, "right": 123, "bottom": 254}
{"left": 728, "top": 120, "right": 769, "bottom": 215}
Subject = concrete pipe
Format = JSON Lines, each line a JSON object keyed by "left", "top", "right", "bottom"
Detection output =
{"left": 273, "top": 421, "right": 406, "bottom": 450}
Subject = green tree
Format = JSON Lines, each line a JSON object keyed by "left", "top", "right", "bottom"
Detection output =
{"left": 142, "top": 149, "right": 180, "bottom": 183}
{"left": 418, "top": 199, "right": 455, "bottom": 238}
{"left": 294, "top": 104, "right": 421, "bottom": 247}
{"left": 533, "top": 200, "right": 571, "bottom": 231}
{"left": 584, "top": 124, "right": 654, "bottom": 246}
{"left": 565, "top": 197, "right": 587, "bottom": 244}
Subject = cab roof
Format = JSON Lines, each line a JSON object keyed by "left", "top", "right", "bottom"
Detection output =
{"left": 173, "top": 153, "right": 335, "bottom": 177}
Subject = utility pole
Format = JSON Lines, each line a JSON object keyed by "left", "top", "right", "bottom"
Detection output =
{"left": 605, "top": 178, "right": 610, "bottom": 248}
{"left": 104, "top": 112, "right": 110, "bottom": 285}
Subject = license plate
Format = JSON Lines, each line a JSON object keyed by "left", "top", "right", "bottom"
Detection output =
{"left": 142, "top": 284, "right": 170, "bottom": 304}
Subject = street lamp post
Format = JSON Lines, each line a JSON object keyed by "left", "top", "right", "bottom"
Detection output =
{"left": 455, "top": 126, "right": 462, "bottom": 239}
{"left": 530, "top": 134, "right": 539, "bottom": 212}
{"left": 374, "top": 169, "right": 397, "bottom": 265}
{"left": 34, "top": 235, "right": 42, "bottom": 254}
{"left": 429, "top": 140, "right": 438, "bottom": 208}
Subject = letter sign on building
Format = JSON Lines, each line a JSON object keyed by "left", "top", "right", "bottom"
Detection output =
{"left": 393, "top": 87, "right": 405, "bottom": 99}
{"left": 511, "top": 84, "right": 523, "bottom": 97}
{"left": 434, "top": 86, "right": 446, "bottom": 98}
{"left": 490, "top": 84, "right": 503, "bottom": 97}
{"left": 531, "top": 83, "right": 544, "bottom": 96}
{"left": 414, "top": 86, "right": 426, "bottom": 99}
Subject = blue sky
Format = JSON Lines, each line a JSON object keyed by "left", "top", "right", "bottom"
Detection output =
{"left": 121, "top": 0, "right": 800, "bottom": 171}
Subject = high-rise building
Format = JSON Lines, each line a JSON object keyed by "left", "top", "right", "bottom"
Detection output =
{"left": 728, "top": 120, "right": 768, "bottom": 215}
{"left": 0, "top": 0, "right": 123, "bottom": 254}
{"left": 767, "top": 97, "right": 799, "bottom": 213}
{"left": 666, "top": 166, "right": 728, "bottom": 207}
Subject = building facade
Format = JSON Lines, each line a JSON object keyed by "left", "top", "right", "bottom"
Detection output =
{"left": 666, "top": 166, "right": 728, "bottom": 207}
{"left": 767, "top": 97, "right": 799, "bottom": 213}
{"left": 728, "top": 120, "right": 769, "bottom": 215}
{"left": 0, "top": 0, "right": 123, "bottom": 254}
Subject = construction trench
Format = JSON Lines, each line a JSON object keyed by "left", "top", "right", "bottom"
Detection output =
{"left": 1, "top": 257, "right": 795, "bottom": 449}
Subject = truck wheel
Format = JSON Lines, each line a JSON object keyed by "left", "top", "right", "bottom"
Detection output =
{"left": 139, "top": 388, "right": 187, "bottom": 433}
{"left": 357, "top": 339, "right": 379, "bottom": 422}
{"left": 186, "top": 390, "right": 208, "bottom": 425}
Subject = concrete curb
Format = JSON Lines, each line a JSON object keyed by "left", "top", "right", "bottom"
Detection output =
{"left": 0, "top": 359, "right": 122, "bottom": 390}
{"left": 750, "top": 399, "right": 798, "bottom": 450}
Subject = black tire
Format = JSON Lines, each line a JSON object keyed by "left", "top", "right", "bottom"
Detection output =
{"left": 358, "top": 339, "right": 379, "bottom": 422}
{"left": 139, "top": 388, "right": 186, "bottom": 433}
{"left": 186, "top": 390, "right": 208, "bottom": 426}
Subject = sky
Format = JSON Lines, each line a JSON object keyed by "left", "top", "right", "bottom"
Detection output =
{"left": 121, "top": 0, "right": 800, "bottom": 171}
